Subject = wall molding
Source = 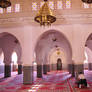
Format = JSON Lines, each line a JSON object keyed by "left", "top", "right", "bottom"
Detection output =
{"left": 0, "top": 13, "right": 92, "bottom": 26}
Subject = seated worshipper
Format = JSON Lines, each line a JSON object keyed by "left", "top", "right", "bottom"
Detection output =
{"left": 77, "top": 72, "right": 87, "bottom": 88}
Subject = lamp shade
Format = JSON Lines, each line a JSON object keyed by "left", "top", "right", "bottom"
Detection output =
{"left": 82, "top": 0, "right": 92, "bottom": 4}
{"left": 34, "top": 0, "right": 56, "bottom": 26}
{"left": 0, "top": 0, "right": 11, "bottom": 8}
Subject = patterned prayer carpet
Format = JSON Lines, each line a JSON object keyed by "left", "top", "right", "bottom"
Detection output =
{"left": 68, "top": 70, "right": 92, "bottom": 92}
{"left": 0, "top": 70, "right": 92, "bottom": 92}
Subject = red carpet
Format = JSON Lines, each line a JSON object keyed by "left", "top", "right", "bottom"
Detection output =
{"left": 68, "top": 70, "right": 92, "bottom": 92}
{"left": 0, "top": 70, "right": 92, "bottom": 92}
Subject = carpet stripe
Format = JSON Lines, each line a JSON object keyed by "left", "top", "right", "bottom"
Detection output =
{"left": 67, "top": 79, "right": 73, "bottom": 92}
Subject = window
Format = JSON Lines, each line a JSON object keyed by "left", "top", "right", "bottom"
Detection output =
{"left": 40, "top": 1, "right": 45, "bottom": 7}
{"left": 15, "top": 4, "right": 20, "bottom": 12}
{"left": 83, "top": 3, "right": 89, "bottom": 8}
{"left": 66, "top": 0, "right": 71, "bottom": 9}
{"left": 57, "top": 1, "right": 63, "bottom": 9}
{"left": 7, "top": 6, "right": 12, "bottom": 13}
{"left": 0, "top": 8, "right": 3, "bottom": 14}
{"left": 32, "top": 2, "right": 37, "bottom": 11}
{"left": 49, "top": 1, "right": 54, "bottom": 10}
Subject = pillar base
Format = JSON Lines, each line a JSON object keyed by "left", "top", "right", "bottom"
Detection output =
{"left": 37, "top": 65, "right": 42, "bottom": 78}
{"left": 4, "top": 64, "right": 11, "bottom": 78}
{"left": 43, "top": 65, "right": 47, "bottom": 74}
{"left": 23, "top": 66, "right": 33, "bottom": 84}
{"left": 18, "top": 65, "right": 22, "bottom": 74}
{"left": 88, "top": 63, "right": 92, "bottom": 70}
{"left": 68, "top": 64, "right": 75, "bottom": 77}
{"left": 47, "top": 64, "right": 50, "bottom": 72}
{"left": 74, "top": 64, "right": 84, "bottom": 79}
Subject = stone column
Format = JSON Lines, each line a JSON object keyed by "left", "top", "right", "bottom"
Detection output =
{"left": 51, "top": 64, "right": 53, "bottom": 71}
{"left": 23, "top": 66, "right": 33, "bottom": 84}
{"left": 88, "top": 63, "right": 92, "bottom": 70}
{"left": 68, "top": 64, "right": 75, "bottom": 77}
{"left": 47, "top": 64, "right": 50, "bottom": 72}
{"left": 18, "top": 65, "right": 22, "bottom": 74}
{"left": 4, "top": 64, "right": 11, "bottom": 78}
{"left": 54, "top": 63, "right": 57, "bottom": 71}
{"left": 37, "top": 65, "right": 42, "bottom": 78}
{"left": 74, "top": 64, "right": 84, "bottom": 79}
{"left": 43, "top": 64, "right": 47, "bottom": 74}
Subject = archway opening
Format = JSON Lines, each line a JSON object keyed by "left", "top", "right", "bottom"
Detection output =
{"left": 0, "top": 51, "right": 4, "bottom": 65}
{"left": 85, "top": 33, "right": 92, "bottom": 71}
{"left": 33, "top": 61, "right": 37, "bottom": 80}
{"left": 49, "top": 48, "right": 67, "bottom": 71}
{"left": 35, "top": 30, "right": 72, "bottom": 78}
{"left": 0, "top": 50, "right": 4, "bottom": 77}
{"left": 84, "top": 50, "right": 88, "bottom": 70}
{"left": 57, "top": 58, "right": 62, "bottom": 70}
{"left": 0, "top": 32, "right": 22, "bottom": 78}
{"left": 11, "top": 51, "right": 18, "bottom": 73}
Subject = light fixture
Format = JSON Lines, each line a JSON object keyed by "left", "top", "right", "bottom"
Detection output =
{"left": 34, "top": 0, "right": 56, "bottom": 26}
{"left": 51, "top": 33, "right": 57, "bottom": 42}
{"left": 82, "top": 0, "right": 92, "bottom": 4}
{"left": 0, "top": 0, "right": 11, "bottom": 8}
{"left": 57, "top": 51, "right": 60, "bottom": 55}
{"left": 55, "top": 45, "right": 58, "bottom": 48}
{"left": 52, "top": 38, "right": 57, "bottom": 42}
{"left": 56, "top": 48, "right": 60, "bottom": 55}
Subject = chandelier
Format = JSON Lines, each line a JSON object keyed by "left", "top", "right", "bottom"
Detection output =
{"left": 0, "top": 0, "right": 11, "bottom": 8}
{"left": 56, "top": 47, "right": 60, "bottom": 55}
{"left": 34, "top": 0, "right": 56, "bottom": 26}
{"left": 82, "top": 0, "right": 92, "bottom": 4}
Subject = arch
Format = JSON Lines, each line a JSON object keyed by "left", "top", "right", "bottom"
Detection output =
{"left": 48, "top": 47, "right": 67, "bottom": 70}
{"left": 84, "top": 33, "right": 92, "bottom": 70}
{"left": 0, "top": 32, "right": 22, "bottom": 64}
{"left": 34, "top": 29, "right": 72, "bottom": 65}
{"left": 84, "top": 33, "right": 92, "bottom": 47}
{"left": 35, "top": 29, "right": 72, "bottom": 52}
{"left": 85, "top": 33, "right": 92, "bottom": 52}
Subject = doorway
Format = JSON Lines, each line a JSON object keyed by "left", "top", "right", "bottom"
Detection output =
{"left": 57, "top": 58, "right": 62, "bottom": 70}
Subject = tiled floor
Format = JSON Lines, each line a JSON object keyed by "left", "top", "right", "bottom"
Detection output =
{"left": 0, "top": 70, "right": 92, "bottom": 92}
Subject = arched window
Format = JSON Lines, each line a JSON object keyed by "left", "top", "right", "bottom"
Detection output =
{"left": 0, "top": 8, "right": 3, "bottom": 14}
{"left": 32, "top": 2, "right": 37, "bottom": 11}
{"left": 66, "top": 0, "right": 71, "bottom": 9}
{"left": 7, "top": 6, "right": 12, "bottom": 13}
{"left": 15, "top": 4, "right": 20, "bottom": 12}
{"left": 57, "top": 1, "right": 63, "bottom": 9}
